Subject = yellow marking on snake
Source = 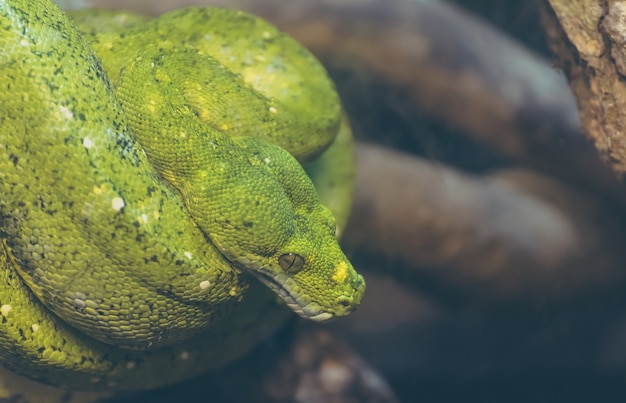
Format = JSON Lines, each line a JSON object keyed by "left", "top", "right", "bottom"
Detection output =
{"left": 332, "top": 261, "right": 349, "bottom": 284}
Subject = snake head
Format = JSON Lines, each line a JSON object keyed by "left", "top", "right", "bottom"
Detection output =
{"left": 198, "top": 139, "right": 365, "bottom": 322}
{"left": 249, "top": 254, "right": 365, "bottom": 322}
{"left": 234, "top": 203, "right": 365, "bottom": 321}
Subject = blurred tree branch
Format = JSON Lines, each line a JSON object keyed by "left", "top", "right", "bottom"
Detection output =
{"left": 346, "top": 143, "right": 626, "bottom": 302}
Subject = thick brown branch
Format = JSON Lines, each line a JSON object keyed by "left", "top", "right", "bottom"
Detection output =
{"left": 345, "top": 142, "right": 626, "bottom": 301}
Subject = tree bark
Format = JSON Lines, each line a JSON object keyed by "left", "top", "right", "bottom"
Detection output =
{"left": 543, "top": 0, "right": 626, "bottom": 180}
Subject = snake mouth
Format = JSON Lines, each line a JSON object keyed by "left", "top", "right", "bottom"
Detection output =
{"left": 250, "top": 269, "right": 335, "bottom": 322}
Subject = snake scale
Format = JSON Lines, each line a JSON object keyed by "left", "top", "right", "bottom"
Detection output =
{"left": 0, "top": 0, "right": 364, "bottom": 396}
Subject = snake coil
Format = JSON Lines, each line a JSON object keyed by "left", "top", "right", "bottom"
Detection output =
{"left": 0, "top": 0, "right": 363, "bottom": 393}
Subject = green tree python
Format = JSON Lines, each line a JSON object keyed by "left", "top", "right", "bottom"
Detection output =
{"left": 0, "top": 0, "right": 365, "bottom": 397}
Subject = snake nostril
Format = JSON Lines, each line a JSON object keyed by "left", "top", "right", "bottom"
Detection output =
{"left": 337, "top": 297, "right": 351, "bottom": 308}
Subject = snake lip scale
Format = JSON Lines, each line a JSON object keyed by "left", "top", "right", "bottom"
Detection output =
{"left": 251, "top": 270, "right": 335, "bottom": 322}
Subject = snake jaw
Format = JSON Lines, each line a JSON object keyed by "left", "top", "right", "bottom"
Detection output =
{"left": 233, "top": 256, "right": 336, "bottom": 322}
{"left": 250, "top": 269, "right": 334, "bottom": 322}
{"left": 233, "top": 253, "right": 363, "bottom": 322}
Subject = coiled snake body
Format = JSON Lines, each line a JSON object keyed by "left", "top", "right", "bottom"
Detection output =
{"left": 0, "top": 0, "right": 364, "bottom": 393}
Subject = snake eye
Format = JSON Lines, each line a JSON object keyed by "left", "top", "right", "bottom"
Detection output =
{"left": 278, "top": 253, "right": 304, "bottom": 273}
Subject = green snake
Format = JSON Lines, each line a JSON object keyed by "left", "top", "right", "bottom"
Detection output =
{"left": 0, "top": 0, "right": 364, "bottom": 395}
